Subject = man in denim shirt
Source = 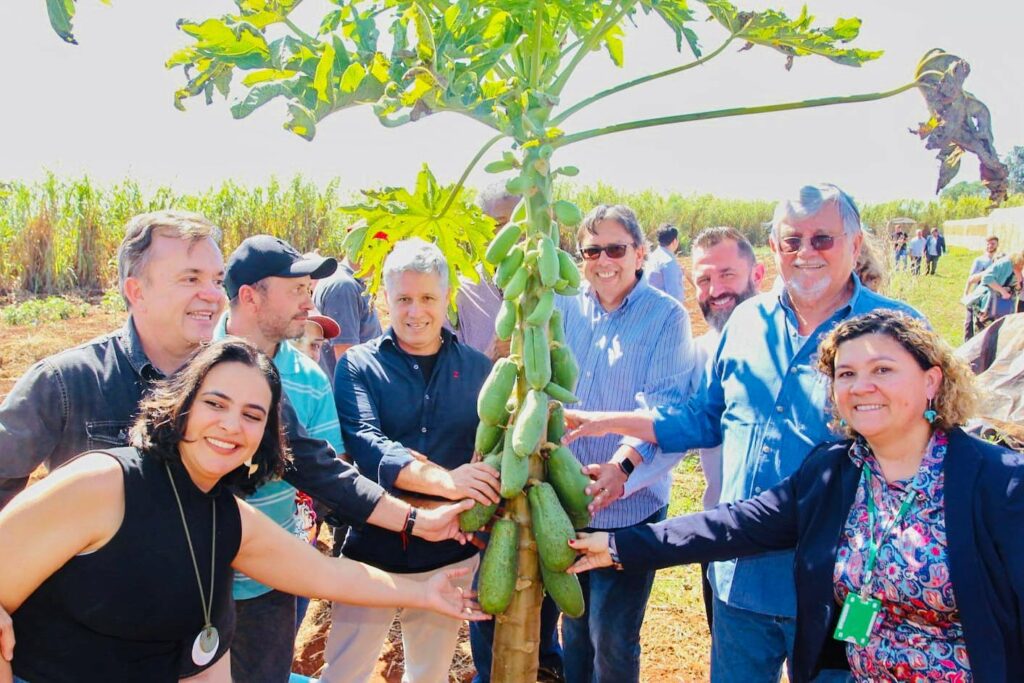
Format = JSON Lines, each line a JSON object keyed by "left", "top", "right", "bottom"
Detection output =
{"left": 0, "top": 214, "right": 470, "bottom": 559}
{"left": 566, "top": 185, "right": 922, "bottom": 683}
{"left": 322, "top": 239, "right": 497, "bottom": 683}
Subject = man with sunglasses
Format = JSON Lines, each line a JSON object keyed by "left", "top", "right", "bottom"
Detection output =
{"left": 556, "top": 204, "right": 697, "bottom": 683}
{"left": 564, "top": 185, "right": 921, "bottom": 683}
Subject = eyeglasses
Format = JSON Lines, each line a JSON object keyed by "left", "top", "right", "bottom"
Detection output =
{"left": 777, "top": 233, "right": 843, "bottom": 254}
{"left": 580, "top": 243, "right": 631, "bottom": 260}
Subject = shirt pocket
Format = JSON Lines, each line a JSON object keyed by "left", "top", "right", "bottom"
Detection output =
{"left": 85, "top": 420, "right": 132, "bottom": 449}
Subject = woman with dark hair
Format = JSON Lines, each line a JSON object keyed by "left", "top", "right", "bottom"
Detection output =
{"left": 569, "top": 310, "right": 1024, "bottom": 682}
{"left": 0, "top": 338, "right": 486, "bottom": 683}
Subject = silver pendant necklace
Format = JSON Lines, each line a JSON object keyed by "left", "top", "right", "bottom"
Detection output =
{"left": 164, "top": 463, "right": 219, "bottom": 667}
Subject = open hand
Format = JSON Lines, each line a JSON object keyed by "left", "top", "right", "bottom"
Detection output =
{"left": 568, "top": 532, "right": 613, "bottom": 574}
{"left": 449, "top": 462, "right": 501, "bottom": 506}
{"left": 582, "top": 463, "right": 626, "bottom": 513}
{"left": 562, "top": 410, "right": 615, "bottom": 444}
{"left": 413, "top": 499, "right": 475, "bottom": 544}
{"left": 423, "top": 567, "right": 491, "bottom": 621}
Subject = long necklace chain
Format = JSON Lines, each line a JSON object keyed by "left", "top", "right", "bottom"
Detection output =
{"left": 164, "top": 463, "right": 216, "bottom": 630}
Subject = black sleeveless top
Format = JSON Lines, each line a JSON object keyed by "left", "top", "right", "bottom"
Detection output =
{"left": 12, "top": 448, "right": 242, "bottom": 682}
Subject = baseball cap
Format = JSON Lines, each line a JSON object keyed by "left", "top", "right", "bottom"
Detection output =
{"left": 225, "top": 235, "right": 337, "bottom": 298}
{"left": 307, "top": 310, "right": 341, "bottom": 340}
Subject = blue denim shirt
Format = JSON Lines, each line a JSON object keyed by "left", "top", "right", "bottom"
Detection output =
{"left": 336, "top": 327, "right": 489, "bottom": 572}
{"left": 652, "top": 276, "right": 921, "bottom": 617}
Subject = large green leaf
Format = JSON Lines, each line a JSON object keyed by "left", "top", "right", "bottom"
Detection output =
{"left": 46, "top": 0, "right": 77, "bottom": 44}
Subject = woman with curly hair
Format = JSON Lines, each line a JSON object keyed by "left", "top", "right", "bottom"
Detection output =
{"left": 570, "top": 310, "right": 1024, "bottom": 682}
{"left": 0, "top": 338, "right": 485, "bottom": 683}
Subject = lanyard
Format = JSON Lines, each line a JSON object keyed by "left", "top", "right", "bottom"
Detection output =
{"left": 859, "top": 465, "right": 918, "bottom": 596}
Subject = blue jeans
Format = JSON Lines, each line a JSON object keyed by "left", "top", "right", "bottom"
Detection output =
{"left": 232, "top": 589, "right": 298, "bottom": 683}
{"left": 710, "top": 597, "right": 851, "bottom": 683}
{"left": 563, "top": 506, "right": 666, "bottom": 683}
{"left": 469, "top": 576, "right": 563, "bottom": 682}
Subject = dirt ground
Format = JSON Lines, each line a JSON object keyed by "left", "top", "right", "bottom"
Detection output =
{"left": 0, "top": 256, "right": 778, "bottom": 682}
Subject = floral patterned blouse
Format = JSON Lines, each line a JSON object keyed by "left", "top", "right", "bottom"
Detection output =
{"left": 833, "top": 430, "right": 972, "bottom": 681}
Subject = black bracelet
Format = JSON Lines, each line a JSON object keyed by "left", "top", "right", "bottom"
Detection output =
{"left": 404, "top": 507, "right": 418, "bottom": 536}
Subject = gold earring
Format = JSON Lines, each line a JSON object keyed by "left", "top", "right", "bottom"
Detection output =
{"left": 244, "top": 458, "right": 258, "bottom": 477}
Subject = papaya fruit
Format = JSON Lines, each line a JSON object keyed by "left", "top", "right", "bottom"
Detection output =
{"left": 557, "top": 249, "right": 581, "bottom": 289}
{"left": 524, "top": 326, "right": 552, "bottom": 391}
{"left": 540, "top": 563, "right": 585, "bottom": 618}
{"left": 459, "top": 451, "right": 503, "bottom": 532}
{"left": 500, "top": 428, "right": 530, "bottom": 498}
{"left": 494, "top": 300, "right": 517, "bottom": 341}
{"left": 478, "top": 358, "right": 518, "bottom": 426}
{"left": 478, "top": 517, "right": 519, "bottom": 614}
{"left": 547, "top": 445, "right": 593, "bottom": 529}
{"left": 502, "top": 268, "right": 529, "bottom": 300}
{"left": 552, "top": 200, "right": 583, "bottom": 227}
{"left": 474, "top": 420, "right": 503, "bottom": 455}
{"left": 547, "top": 400, "right": 565, "bottom": 444}
{"left": 544, "top": 381, "right": 579, "bottom": 404}
{"left": 485, "top": 222, "right": 522, "bottom": 265}
{"left": 512, "top": 389, "right": 547, "bottom": 458}
{"left": 548, "top": 309, "right": 565, "bottom": 345}
{"left": 538, "top": 235, "right": 560, "bottom": 288}
{"left": 526, "top": 290, "right": 555, "bottom": 327}
{"left": 528, "top": 482, "right": 577, "bottom": 572}
{"left": 554, "top": 283, "right": 580, "bottom": 297}
{"left": 550, "top": 344, "right": 579, "bottom": 393}
{"left": 494, "top": 246, "right": 525, "bottom": 290}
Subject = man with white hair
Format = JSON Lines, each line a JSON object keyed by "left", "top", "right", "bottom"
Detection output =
{"left": 564, "top": 184, "right": 922, "bottom": 682}
{"left": 322, "top": 238, "right": 498, "bottom": 683}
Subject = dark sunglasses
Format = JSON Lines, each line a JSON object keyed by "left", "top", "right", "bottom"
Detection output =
{"left": 580, "top": 243, "right": 631, "bottom": 260}
{"left": 778, "top": 233, "right": 842, "bottom": 254}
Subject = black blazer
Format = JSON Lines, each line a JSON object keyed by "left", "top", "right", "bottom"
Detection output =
{"left": 614, "top": 428, "right": 1024, "bottom": 682}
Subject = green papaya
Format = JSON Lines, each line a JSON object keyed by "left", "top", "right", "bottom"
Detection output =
{"left": 557, "top": 249, "right": 581, "bottom": 288}
{"left": 552, "top": 200, "right": 583, "bottom": 227}
{"left": 512, "top": 389, "right": 547, "bottom": 458}
{"left": 550, "top": 344, "right": 579, "bottom": 393}
{"left": 528, "top": 482, "right": 577, "bottom": 572}
{"left": 474, "top": 420, "right": 503, "bottom": 454}
{"left": 477, "top": 358, "right": 518, "bottom": 426}
{"left": 502, "top": 268, "right": 529, "bottom": 300}
{"left": 485, "top": 222, "right": 523, "bottom": 265}
{"left": 459, "top": 452, "right": 503, "bottom": 532}
{"left": 494, "top": 300, "right": 517, "bottom": 341}
{"left": 548, "top": 309, "right": 565, "bottom": 345}
{"left": 478, "top": 517, "right": 519, "bottom": 614}
{"left": 540, "top": 563, "right": 585, "bottom": 618}
{"left": 524, "top": 326, "right": 552, "bottom": 391}
{"left": 526, "top": 290, "right": 555, "bottom": 327}
{"left": 544, "top": 381, "right": 580, "bottom": 404}
{"left": 538, "top": 236, "right": 559, "bottom": 288}
{"left": 547, "top": 445, "right": 593, "bottom": 529}
{"left": 554, "top": 283, "right": 580, "bottom": 297}
{"left": 547, "top": 401, "right": 565, "bottom": 444}
{"left": 494, "top": 246, "right": 525, "bottom": 289}
{"left": 500, "top": 427, "right": 530, "bottom": 498}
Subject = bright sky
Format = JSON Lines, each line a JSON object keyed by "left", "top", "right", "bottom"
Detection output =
{"left": 4, "top": 1, "right": 1021, "bottom": 204}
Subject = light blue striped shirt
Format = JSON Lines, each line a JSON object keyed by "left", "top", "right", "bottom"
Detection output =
{"left": 556, "top": 275, "right": 697, "bottom": 529}
{"left": 213, "top": 314, "right": 344, "bottom": 600}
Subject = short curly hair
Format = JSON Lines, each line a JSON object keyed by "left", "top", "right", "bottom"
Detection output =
{"left": 129, "top": 338, "right": 289, "bottom": 495}
{"left": 817, "top": 310, "right": 978, "bottom": 437}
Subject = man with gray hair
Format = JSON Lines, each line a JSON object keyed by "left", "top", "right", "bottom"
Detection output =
{"left": 322, "top": 238, "right": 498, "bottom": 682}
{"left": 564, "top": 184, "right": 922, "bottom": 682}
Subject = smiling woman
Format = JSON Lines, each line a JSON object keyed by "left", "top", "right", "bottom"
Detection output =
{"left": 0, "top": 338, "right": 487, "bottom": 683}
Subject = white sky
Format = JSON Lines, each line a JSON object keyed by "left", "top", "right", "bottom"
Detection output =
{"left": 3, "top": 1, "right": 1021, "bottom": 204}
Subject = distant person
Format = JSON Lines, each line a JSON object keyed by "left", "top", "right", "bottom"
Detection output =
{"left": 963, "top": 235, "right": 1000, "bottom": 340}
{"left": 962, "top": 250, "right": 1024, "bottom": 334}
{"left": 291, "top": 309, "right": 341, "bottom": 364}
{"left": 570, "top": 310, "right": 1024, "bottom": 683}
{"left": 645, "top": 223, "right": 686, "bottom": 303}
{"left": 312, "top": 233, "right": 382, "bottom": 387}
{"left": 453, "top": 183, "right": 521, "bottom": 360}
{"left": 0, "top": 339, "right": 487, "bottom": 683}
{"left": 687, "top": 226, "right": 765, "bottom": 628}
{"left": 892, "top": 230, "right": 908, "bottom": 269}
{"left": 908, "top": 228, "right": 926, "bottom": 275}
{"left": 925, "top": 227, "right": 946, "bottom": 275}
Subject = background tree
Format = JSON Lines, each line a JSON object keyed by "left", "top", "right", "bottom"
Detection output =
{"left": 1006, "top": 145, "right": 1024, "bottom": 195}
{"left": 44, "top": 1, "right": 1010, "bottom": 680}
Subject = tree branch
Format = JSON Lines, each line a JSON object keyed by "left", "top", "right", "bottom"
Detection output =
{"left": 550, "top": 0, "right": 638, "bottom": 97}
{"left": 555, "top": 82, "right": 920, "bottom": 148}
{"left": 437, "top": 133, "right": 505, "bottom": 218}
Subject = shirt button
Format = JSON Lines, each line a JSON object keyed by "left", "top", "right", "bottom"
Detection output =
{"left": 762, "top": 445, "right": 771, "bottom": 454}
{"left": 424, "top": 394, "right": 430, "bottom": 400}
{"left": 754, "top": 486, "right": 763, "bottom": 494}
{"left": 421, "top": 427, "right": 427, "bottom": 433}
{"left": 776, "top": 406, "right": 784, "bottom": 413}
{"left": 413, "top": 364, "right": 420, "bottom": 370}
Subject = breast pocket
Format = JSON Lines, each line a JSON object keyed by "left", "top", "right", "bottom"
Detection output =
{"left": 86, "top": 420, "right": 132, "bottom": 449}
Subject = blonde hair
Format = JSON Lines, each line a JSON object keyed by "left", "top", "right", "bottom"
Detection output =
{"left": 855, "top": 230, "right": 888, "bottom": 293}
{"left": 817, "top": 310, "right": 977, "bottom": 437}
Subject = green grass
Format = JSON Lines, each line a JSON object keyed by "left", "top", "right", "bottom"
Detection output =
{"left": 886, "top": 246, "right": 973, "bottom": 346}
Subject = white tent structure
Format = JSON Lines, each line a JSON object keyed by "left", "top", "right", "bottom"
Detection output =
{"left": 944, "top": 206, "right": 1024, "bottom": 252}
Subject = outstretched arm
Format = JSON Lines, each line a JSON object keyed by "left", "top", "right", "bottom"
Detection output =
{"left": 231, "top": 499, "right": 487, "bottom": 620}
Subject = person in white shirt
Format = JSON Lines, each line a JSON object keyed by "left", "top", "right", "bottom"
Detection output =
{"left": 963, "top": 235, "right": 1001, "bottom": 340}
{"left": 908, "top": 228, "right": 927, "bottom": 275}
{"left": 645, "top": 224, "right": 686, "bottom": 303}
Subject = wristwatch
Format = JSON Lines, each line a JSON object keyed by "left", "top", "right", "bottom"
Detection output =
{"left": 607, "top": 534, "right": 624, "bottom": 571}
{"left": 616, "top": 458, "right": 635, "bottom": 478}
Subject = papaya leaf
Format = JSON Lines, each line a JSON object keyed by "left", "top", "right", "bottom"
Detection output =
{"left": 313, "top": 40, "right": 337, "bottom": 102}
{"left": 46, "top": 0, "right": 78, "bottom": 44}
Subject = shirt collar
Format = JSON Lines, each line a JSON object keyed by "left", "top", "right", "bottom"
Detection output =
{"left": 777, "top": 273, "right": 863, "bottom": 329}
{"left": 118, "top": 316, "right": 162, "bottom": 379}
{"left": 380, "top": 326, "right": 456, "bottom": 355}
{"left": 583, "top": 272, "right": 650, "bottom": 312}
{"left": 848, "top": 429, "right": 947, "bottom": 490}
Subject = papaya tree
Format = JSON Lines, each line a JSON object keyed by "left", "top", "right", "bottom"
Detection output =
{"left": 46, "top": 0, "right": 1009, "bottom": 680}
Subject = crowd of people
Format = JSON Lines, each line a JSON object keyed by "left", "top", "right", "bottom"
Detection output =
{"left": 0, "top": 181, "right": 1021, "bottom": 683}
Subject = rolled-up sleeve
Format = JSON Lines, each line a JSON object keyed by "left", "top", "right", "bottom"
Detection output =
{"left": 0, "top": 360, "right": 65, "bottom": 509}
{"left": 334, "top": 351, "right": 414, "bottom": 492}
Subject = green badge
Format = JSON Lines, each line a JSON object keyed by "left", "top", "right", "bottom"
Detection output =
{"left": 833, "top": 592, "right": 881, "bottom": 646}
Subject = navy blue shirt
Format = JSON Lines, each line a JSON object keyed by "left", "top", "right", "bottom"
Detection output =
{"left": 335, "top": 327, "right": 490, "bottom": 573}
